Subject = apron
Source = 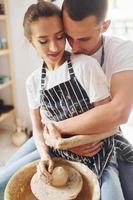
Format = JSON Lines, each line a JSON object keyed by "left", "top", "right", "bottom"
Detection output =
{"left": 40, "top": 52, "right": 114, "bottom": 179}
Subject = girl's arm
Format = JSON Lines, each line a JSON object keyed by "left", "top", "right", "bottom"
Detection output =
{"left": 54, "top": 131, "right": 116, "bottom": 150}
{"left": 30, "top": 108, "right": 48, "bottom": 158}
{"left": 45, "top": 124, "right": 116, "bottom": 150}
{"left": 30, "top": 108, "right": 54, "bottom": 175}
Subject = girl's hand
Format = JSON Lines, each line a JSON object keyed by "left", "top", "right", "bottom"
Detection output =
{"left": 40, "top": 109, "right": 54, "bottom": 125}
{"left": 37, "top": 154, "right": 54, "bottom": 181}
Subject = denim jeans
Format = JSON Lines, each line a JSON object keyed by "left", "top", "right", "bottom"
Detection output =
{"left": 101, "top": 159, "right": 125, "bottom": 200}
{"left": 118, "top": 159, "right": 133, "bottom": 200}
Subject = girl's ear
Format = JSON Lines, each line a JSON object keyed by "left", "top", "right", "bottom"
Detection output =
{"left": 28, "top": 37, "right": 35, "bottom": 48}
{"left": 28, "top": 37, "right": 32, "bottom": 43}
{"left": 100, "top": 20, "right": 111, "bottom": 33}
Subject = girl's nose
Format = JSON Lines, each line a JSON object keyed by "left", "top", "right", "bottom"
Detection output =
{"left": 49, "top": 41, "right": 58, "bottom": 52}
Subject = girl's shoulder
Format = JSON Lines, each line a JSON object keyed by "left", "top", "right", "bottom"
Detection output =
{"left": 26, "top": 67, "right": 41, "bottom": 86}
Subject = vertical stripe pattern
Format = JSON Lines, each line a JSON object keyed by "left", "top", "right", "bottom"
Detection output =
{"left": 40, "top": 52, "right": 114, "bottom": 179}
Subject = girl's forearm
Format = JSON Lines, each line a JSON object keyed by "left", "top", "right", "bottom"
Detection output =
{"left": 30, "top": 108, "right": 49, "bottom": 160}
{"left": 57, "top": 129, "right": 117, "bottom": 150}
{"left": 33, "top": 127, "right": 49, "bottom": 160}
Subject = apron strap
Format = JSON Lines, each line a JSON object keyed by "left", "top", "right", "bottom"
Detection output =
{"left": 41, "top": 63, "right": 46, "bottom": 89}
{"left": 66, "top": 52, "right": 75, "bottom": 78}
{"left": 41, "top": 52, "right": 75, "bottom": 89}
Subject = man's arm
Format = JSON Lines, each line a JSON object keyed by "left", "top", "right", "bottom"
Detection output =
{"left": 56, "top": 71, "right": 133, "bottom": 135}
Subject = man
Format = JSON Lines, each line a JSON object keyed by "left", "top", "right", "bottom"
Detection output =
{"left": 52, "top": 0, "right": 133, "bottom": 199}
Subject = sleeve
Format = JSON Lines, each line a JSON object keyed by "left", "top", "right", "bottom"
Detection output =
{"left": 111, "top": 41, "right": 133, "bottom": 74}
{"left": 82, "top": 58, "right": 110, "bottom": 103}
{"left": 26, "top": 75, "right": 40, "bottom": 109}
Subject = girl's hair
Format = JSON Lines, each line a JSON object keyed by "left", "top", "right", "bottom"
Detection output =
{"left": 23, "top": 1, "right": 61, "bottom": 38}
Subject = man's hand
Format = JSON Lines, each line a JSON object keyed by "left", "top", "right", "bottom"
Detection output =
{"left": 69, "top": 142, "right": 103, "bottom": 157}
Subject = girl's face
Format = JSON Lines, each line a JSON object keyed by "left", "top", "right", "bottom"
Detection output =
{"left": 30, "top": 16, "right": 66, "bottom": 69}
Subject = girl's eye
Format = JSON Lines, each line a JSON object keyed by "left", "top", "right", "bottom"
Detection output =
{"left": 38, "top": 40, "right": 47, "bottom": 44}
{"left": 56, "top": 34, "right": 65, "bottom": 40}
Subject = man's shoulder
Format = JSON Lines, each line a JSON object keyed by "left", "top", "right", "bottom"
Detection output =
{"left": 71, "top": 54, "right": 103, "bottom": 77}
{"left": 103, "top": 35, "right": 133, "bottom": 81}
{"left": 105, "top": 35, "right": 133, "bottom": 51}
{"left": 72, "top": 53, "right": 99, "bottom": 65}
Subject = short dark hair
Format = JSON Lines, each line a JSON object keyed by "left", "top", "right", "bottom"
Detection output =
{"left": 62, "top": 0, "right": 108, "bottom": 23}
{"left": 23, "top": 1, "right": 61, "bottom": 38}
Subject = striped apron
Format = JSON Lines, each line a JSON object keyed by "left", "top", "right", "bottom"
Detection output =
{"left": 40, "top": 53, "right": 114, "bottom": 179}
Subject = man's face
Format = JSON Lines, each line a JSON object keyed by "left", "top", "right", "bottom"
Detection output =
{"left": 63, "top": 11, "right": 105, "bottom": 55}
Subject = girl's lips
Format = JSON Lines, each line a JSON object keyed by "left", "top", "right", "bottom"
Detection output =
{"left": 48, "top": 52, "right": 61, "bottom": 58}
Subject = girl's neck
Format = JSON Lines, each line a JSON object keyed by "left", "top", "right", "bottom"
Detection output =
{"left": 45, "top": 52, "right": 67, "bottom": 71}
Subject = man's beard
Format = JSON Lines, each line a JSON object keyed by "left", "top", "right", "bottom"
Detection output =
{"left": 72, "top": 50, "right": 93, "bottom": 55}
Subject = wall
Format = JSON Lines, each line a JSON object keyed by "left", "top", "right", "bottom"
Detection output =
{"left": 8, "top": 0, "right": 41, "bottom": 128}
{"left": 7, "top": 0, "right": 63, "bottom": 128}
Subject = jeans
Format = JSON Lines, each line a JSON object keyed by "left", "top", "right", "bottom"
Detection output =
{"left": 101, "top": 160, "right": 125, "bottom": 200}
{"left": 118, "top": 160, "right": 133, "bottom": 200}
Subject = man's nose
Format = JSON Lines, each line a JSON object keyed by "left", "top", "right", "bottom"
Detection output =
{"left": 72, "top": 40, "right": 81, "bottom": 53}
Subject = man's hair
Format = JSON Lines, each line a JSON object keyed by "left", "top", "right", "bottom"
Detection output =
{"left": 62, "top": 0, "right": 108, "bottom": 23}
{"left": 23, "top": 1, "right": 61, "bottom": 38}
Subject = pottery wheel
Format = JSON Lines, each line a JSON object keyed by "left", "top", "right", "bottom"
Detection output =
{"left": 30, "top": 165, "right": 83, "bottom": 200}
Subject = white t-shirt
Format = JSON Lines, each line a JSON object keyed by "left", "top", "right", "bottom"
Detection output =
{"left": 92, "top": 35, "right": 133, "bottom": 83}
{"left": 53, "top": 0, "right": 63, "bottom": 8}
{"left": 26, "top": 54, "right": 110, "bottom": 109}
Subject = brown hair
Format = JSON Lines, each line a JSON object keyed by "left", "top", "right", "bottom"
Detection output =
{"left": 62, "top": 0, "right": 108, "bottom": 24}
{"left": 23, "top": 1, "right": 61, "bottom": 38}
